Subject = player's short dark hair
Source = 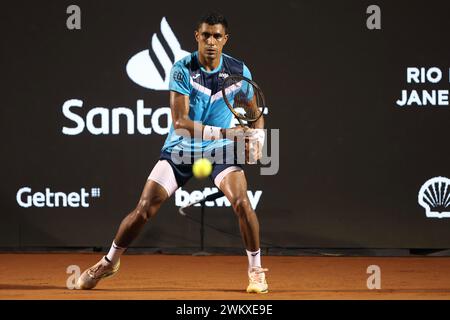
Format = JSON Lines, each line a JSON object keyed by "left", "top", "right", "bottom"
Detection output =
{"left": 197, "top": 12, "right": 228, "bottom": 33}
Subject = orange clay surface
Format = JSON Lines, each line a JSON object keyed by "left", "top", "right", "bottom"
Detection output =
{"left": 1, "top": 254, "right": 450, "bottom": 299}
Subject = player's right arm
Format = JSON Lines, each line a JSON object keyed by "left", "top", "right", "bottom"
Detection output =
{"left": 169, "top": 62, "right": 203, "bottom": 139}
{"left": 170, "top": 91, "right": 202, "bottom": 138}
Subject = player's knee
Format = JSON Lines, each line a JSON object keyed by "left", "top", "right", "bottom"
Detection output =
{"left": 231, "top": 197, "right": 252, "bottom": 218}
{"left": 135, "top": 195, "right": 164, "bottom": 221}
{"left": 135, "top": 199, "right": 152, "bottom": 221}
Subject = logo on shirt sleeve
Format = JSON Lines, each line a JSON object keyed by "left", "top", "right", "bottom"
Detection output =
{"left": 173, "top": 70, "right": 185, "bottom": 83}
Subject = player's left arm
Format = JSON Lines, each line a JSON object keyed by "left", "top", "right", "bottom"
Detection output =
{"left": 247, "top": 94, "right": 264, "bottom": 129}
{"left": 242, "top": 64, "right": 265, "bottom": 162}
{"left": 243, "top": 64, "right": 264, "bottom": 129}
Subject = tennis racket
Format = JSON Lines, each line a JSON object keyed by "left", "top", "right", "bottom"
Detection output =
{"left": 179, "top": 191, "right": 225, "bottom": 216}
{"left": 221, "top": 74, "right": 267, "bottom": 127}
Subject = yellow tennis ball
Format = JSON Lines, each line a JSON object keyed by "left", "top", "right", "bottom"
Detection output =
{"left": 193, "top": 158, "right": 212, "bottom": 179}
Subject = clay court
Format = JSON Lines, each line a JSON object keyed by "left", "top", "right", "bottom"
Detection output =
{"left": 1, "top": 254, "right": 450, "bottom": 300}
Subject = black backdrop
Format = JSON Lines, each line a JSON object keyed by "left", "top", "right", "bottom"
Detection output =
{"left": 1, "top": 0, "right": 450, "bottom": 249}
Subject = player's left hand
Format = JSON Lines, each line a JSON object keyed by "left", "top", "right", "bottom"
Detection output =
{"left": 244, "top": 128, "right": 265, "bottom": 164}
{"left": 222, "top": 126, "right": 248, "bottom": 140}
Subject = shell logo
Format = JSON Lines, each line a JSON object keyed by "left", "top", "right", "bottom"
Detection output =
{"left": 418, "top": 176, "right": 450, "bottom": 218}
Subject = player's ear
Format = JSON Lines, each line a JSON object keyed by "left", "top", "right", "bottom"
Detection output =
{"left": 223, "top": 33, "right": 229, "bottom": 44}
{"left": 194, "top": 30, "right": 200, "bottom": 42}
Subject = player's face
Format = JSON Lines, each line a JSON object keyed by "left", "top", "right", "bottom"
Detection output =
{"left": 195, "top": 23, "right": 228, "bottom": 60}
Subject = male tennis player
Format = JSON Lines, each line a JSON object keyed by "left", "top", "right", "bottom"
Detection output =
{"left": 76, "top": 12, "right": 268, "bottom": 293}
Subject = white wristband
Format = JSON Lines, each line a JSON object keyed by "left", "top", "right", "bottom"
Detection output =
{"left": 203, "top": 125, "right": 222, "bottom": 140}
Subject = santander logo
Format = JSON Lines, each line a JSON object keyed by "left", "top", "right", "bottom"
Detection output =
{"left": 126, "top": 17, "right": 190, "bottom": 90}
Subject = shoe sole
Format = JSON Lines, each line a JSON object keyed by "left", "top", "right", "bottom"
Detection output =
{"left": 246, "top": 285, "right": 269, "bottom": 294}
{"left": 247, "top": 289, "right": 269, "bottom": 294}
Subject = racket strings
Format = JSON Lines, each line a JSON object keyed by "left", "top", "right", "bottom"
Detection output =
{"left": 224, "top": 77, "right": 263, "bottom": 122}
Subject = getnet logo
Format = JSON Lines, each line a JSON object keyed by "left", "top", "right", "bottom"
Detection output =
{"left": 16, "top": 187, "right": 101, "bottom": 208}
{"left": 418, "top": 177, "right": 450, "bottom": 218}
{"left": 126, "top": 17, "right": 190, "bottom": 90}
{"left": 62, "top": 17, "right": 187, "bottom": 136}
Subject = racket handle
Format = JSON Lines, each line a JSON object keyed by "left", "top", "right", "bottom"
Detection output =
{"left": 179, "top": 191, "right": 225, "bottom": 216}
{"left": 202, "top": 191, "right": 225, "bottom": 203}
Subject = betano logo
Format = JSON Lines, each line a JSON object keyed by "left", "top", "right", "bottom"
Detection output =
{"left": 418, "top": 177, "right": 450, "bottom": 218}
{"left": 126, "top": 17, "right": 190, "bottom": 90}
{"left": 175, "top": 187, "right": 262, "bottom": 209}
{"left": 16, "top": 187, "right": 101, "bottom": 208}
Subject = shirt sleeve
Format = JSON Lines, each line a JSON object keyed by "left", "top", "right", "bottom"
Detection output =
{"left": 169, "top": 62, "right": 190, "bottom": 96}
{"left": 242, "top": 64, "right": 254, "bottom": 100}
{"left": 243, "top": 63, "right": 252, "bottom": 80}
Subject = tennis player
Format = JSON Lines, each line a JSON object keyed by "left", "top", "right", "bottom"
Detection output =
{"left": 76, "top": 12, "right": 268, "bottom": 293}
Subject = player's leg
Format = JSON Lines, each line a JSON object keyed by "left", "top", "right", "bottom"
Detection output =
{"left": 112, "top": 179, "right": 168, "bottom": 249}
{"left": 76, "top": 160, "right": 177, "bottom": 290}
{"left": 218, "top": 170, "right": 260, "bottom": 251}
{"left": 215, "top": 169, "right": 268, "bottom": 293}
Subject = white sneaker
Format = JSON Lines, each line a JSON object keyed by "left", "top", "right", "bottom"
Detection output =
{"left": 246, "top": 267, "right": 269, "bottom": 293}
{"left": 76, "top": 256, "right": 120, "bottom": 290}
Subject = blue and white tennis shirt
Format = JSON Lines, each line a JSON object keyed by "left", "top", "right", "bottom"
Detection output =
{"left": 162, "top": 51, "right": 252, "bottom": 154}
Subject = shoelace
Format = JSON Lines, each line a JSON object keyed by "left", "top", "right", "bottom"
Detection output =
{"left": 249, "top": 267, "right": 269, "bottom": 283}
{"left": 88, "top": 259, "right": 109, "bottom": 278}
